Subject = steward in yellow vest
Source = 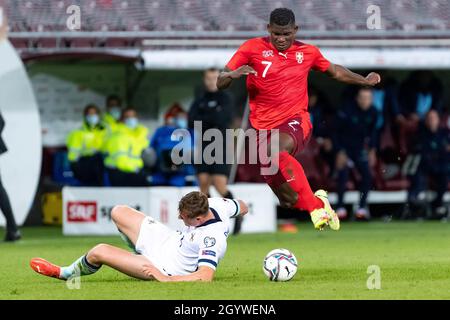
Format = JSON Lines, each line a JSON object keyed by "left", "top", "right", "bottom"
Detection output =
{"left": 66, "top": 104, "right": 106, "bottom": 186}
{"left": 104, "top": 107, "right": 151, "bottom": 186}
{"left": 101, "top": 94, "right": 123, "bottom": 135}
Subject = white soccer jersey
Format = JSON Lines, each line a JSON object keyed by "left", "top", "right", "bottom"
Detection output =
{"left": 163, "top": 197, "right": 240, "bottom": 275}
{"left": 135, "top": 197, "right": 241, "bottom": 276}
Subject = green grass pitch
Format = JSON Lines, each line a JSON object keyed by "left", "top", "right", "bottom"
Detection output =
{"left": 1, "top": 221, "right": 450, "bottom": 300}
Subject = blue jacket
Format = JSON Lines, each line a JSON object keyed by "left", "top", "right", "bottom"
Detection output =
{"left": 334, "top": 102, "right": 378, "bottom": 152}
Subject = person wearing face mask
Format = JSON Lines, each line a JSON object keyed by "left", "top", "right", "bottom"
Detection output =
{"left": 102, "top": 94, "right": 123, "bottom": 135}
{"left": 149, "top": 104, "right": 195, "bottom": 186}
{"left": 66, "top": 104, "right": 106, "bottom": 186}
{"left": 103, "top": 107, "right": 151, "bottom": 186}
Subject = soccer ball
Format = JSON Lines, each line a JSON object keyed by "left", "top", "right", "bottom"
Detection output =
{"left": 263, "top": 248, "right": 298, "bottom": 281}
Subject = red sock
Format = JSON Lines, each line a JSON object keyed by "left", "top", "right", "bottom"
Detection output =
{"left": 277, "top": 151, "right": 323, "bottom": 212}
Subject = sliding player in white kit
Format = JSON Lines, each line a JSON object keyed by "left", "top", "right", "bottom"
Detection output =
{"left": 30, "top": 192, "right": 248, "bottom": 282}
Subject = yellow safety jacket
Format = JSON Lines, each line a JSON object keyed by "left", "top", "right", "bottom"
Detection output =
{"left": 66, "top": 123, "right": 106, "bottom": 162}
{"left": 102, "top": 113, "right": 120, "bottom": 135}
{"left": 103, "top": 124, "right": 149, "bottom": 173}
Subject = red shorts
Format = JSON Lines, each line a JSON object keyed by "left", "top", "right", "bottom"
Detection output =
{"left": 253, "top": 113, "right": 312, "bottom": 158}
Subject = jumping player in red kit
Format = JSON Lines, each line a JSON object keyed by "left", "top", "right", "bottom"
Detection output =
{"left": 217, "top": 8, "right": 381, "bottom": 231}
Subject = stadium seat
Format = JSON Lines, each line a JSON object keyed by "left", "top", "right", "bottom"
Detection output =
{"left": 52, "top": 151, "right": 81, "bottom": 186}
{"left": 6, "top": 0, "right": 450, "bottom": 34}
{"left": 295, "top": 138, "right": 328, "bottom": 191}
{"left": 104, "top": 38, "right": 129, "bottom": 48}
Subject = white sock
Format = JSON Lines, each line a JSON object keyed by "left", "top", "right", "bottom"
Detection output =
{"left": 60, "top": 255, "right": 101, "bottom": 280}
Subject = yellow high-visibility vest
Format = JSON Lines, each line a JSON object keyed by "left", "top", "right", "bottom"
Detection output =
{"left": 66, "top": 123, "right": 106, "bottom": 162}
{"left": 103, "top": 124, "right": 149, "bottom": 173}
{"left": 102, "top": 113, "right": 120, "bottom": 135}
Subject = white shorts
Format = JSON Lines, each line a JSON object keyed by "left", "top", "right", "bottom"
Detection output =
{"left": 135, "top": 216, "right": 179, "bottom": 276}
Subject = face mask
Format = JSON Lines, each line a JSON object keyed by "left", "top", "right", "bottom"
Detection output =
{"left": 109, "top": 107, "right": 121, "bottom": 121}
{"left": 85, "top": 114, "right": 99, "bottom": 127}
{"left": 124, "top": 117, "right": 138, "bottom": 129}
{"left": 175, "top": 118, "right": 188, "bottom": 129}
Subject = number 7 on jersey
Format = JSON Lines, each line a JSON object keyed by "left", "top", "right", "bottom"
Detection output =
{"left": 261, "top": 61, "right": 272, "bottom": 78}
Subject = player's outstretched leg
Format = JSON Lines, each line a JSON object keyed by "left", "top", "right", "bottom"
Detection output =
{"left": 266, "top": 150, "right": 340, "bottom": 230}
{"left": 30, "top": 254, "right": 100, "bottom": 280}
{"left": 30, "top": 244, "right": 156, "bottom": 281}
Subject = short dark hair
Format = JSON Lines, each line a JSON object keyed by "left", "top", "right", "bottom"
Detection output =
{"left": 121, "top": 107, "right": 137, "bottom": 120}
{"left": 178, "top": 191, "right": 209, "bottom": 219}
{"left": 204, "top": 67, "right": 219, "bottom": 75}
{"left": 269, "top": 8, "right": 295, "bottom": 26}
{"left": 83, "top": 104, "right": 99, "bottom": 116}
{"left": 106, "top": 94, "right": 122, "bottom": 106}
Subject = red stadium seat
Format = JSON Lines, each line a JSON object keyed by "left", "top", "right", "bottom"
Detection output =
{"left": 104, "top": 38, "right": 129, "bottom": 48}
{"left": 9, "top": 38, "right": 29, "bottom": 49}
{"left": 68, "top": 38, "right": 95, "bottom": 48}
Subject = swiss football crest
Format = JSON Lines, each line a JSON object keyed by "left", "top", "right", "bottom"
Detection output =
{"left": 262, "top": 50, "right": 274, "bottom": 58}
{"left": 296, "top": 52, "right": 304, "bottom": 64}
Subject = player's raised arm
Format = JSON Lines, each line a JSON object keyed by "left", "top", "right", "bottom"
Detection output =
{"left": 237, "top": 200, "right": 249, "bottom": 216}
{"left": 217, "top": 66, "right": 257, "bottom": 90}
{"left": 325, "top": 62, "right": 381, "bottom": 87}
{"left": 209, "top": 197, "right": 249, "bottom": 218}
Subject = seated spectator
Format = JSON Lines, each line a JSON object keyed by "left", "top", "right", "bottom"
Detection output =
{"left": 102, "top": 94, "right": 123, "bottom": 135}
{"left": 149, "top": 103, "right": 195, "bottom": 187}
{"left": 398, "top": 70, "right": 444, "bottom": 153}
{"left": 103, "top": 107, "right": 151, "bottom": 186}
{"left": 66, "top": 104, "right": 106, "bottom": 186}
{"left": 334, "top": 87, "right": 378, "bottom": 220}
{"left": 406, "top": 110, "right": 449, "bottom": 219}
{"left": 309, "top": 85, "right": 336, "bottom": 176}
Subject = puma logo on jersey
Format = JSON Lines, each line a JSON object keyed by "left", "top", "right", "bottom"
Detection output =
{"left": 288, "top": 120, "right": 300, "bottom": 131}
{"left": 278, "top": 52, "right": 288, "bottom": 59}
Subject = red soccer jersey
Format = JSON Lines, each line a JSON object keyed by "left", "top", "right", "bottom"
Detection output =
{"left": 226, "top": 37, "right": 331, "bottom": 130}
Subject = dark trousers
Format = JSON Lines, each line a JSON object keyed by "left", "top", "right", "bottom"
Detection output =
{"left": 107, "top": 168, "right": 150, "bottom": 187}
{"left": 408, "top": 160, "right": 448, "bottom": 208}
{"left": 0, "top": 174, "right": 17, "bottom": 233}
{"left": 337, "top": 149, "right": 372, "bottom": 208}
{"left": 71, "top": 154, "right": 104, "bottom": 186}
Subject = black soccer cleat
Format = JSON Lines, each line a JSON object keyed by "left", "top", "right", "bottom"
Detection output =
{"left": 4, "top": 230, "right": 22, "bottom": 242}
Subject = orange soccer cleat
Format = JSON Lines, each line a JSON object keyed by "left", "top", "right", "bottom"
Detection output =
{"left": 30, "top": 258, "right": 62, "bottom": 280}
